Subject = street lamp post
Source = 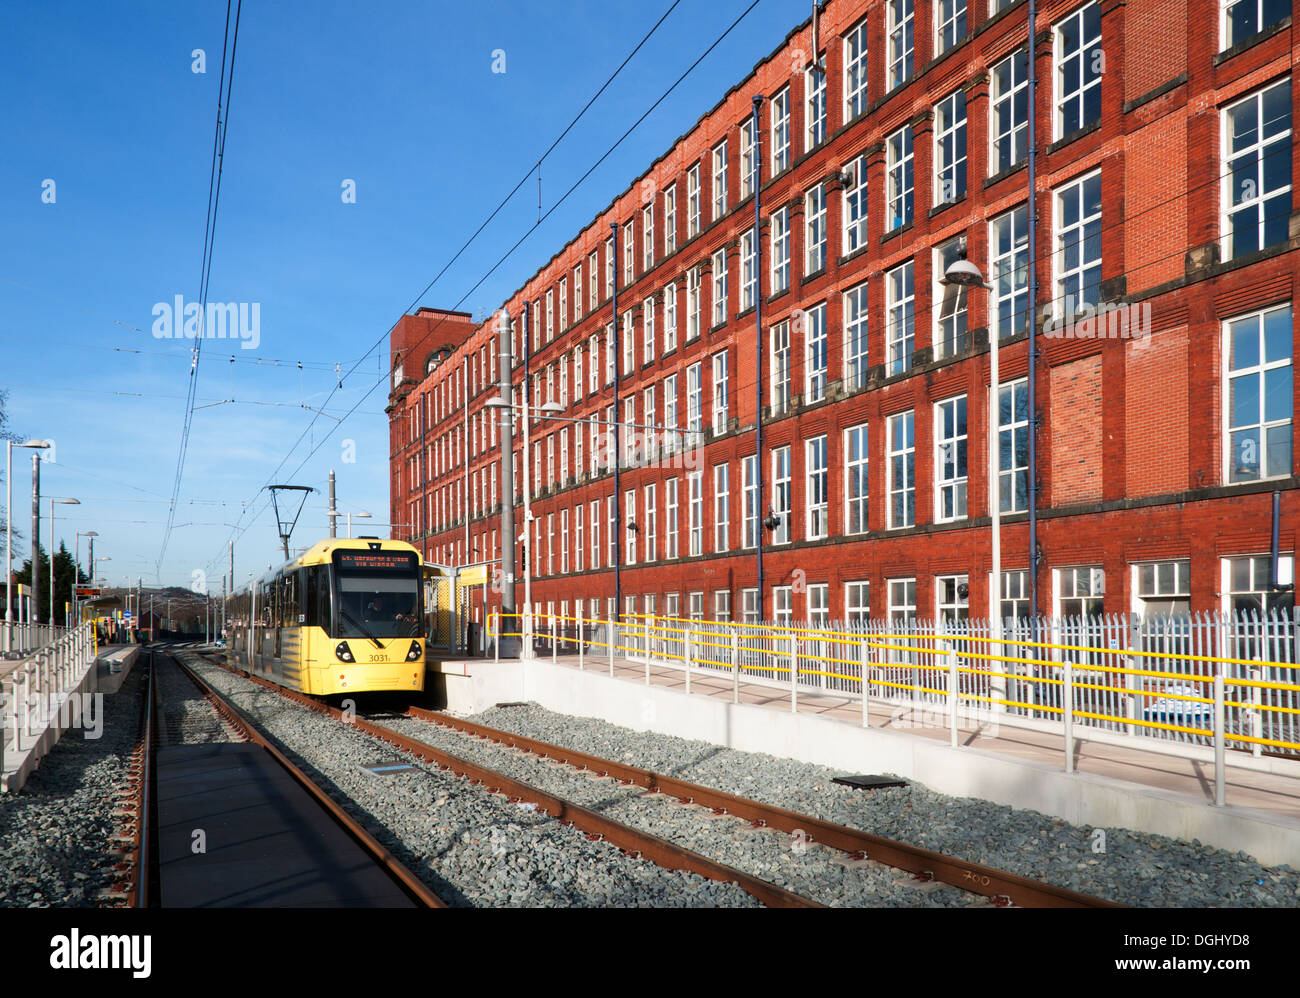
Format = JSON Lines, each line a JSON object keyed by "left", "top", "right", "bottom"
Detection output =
{"left": 486, "top": 394, "right": 563, "bottom": 661}
{"left": 493, "top": 310, "right": 519, "bottom": 659}
{"left": 49, "top": 497, "right": 79, "bottom": 630}
{"left": 346, "top": 511, "right": 372, "bottom": 538}
{"left": 942, "top": 255, "right": 1004, "bottom": 712}
{"left": 74, "top": 529, "right": 98, "bottom": 628}
{"left": 5, "top": 439, "right": 50, "bottom": 651}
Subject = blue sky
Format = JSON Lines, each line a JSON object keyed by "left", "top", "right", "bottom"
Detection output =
{"left": 0, "top": 0, "right": 807, "bottom": 591}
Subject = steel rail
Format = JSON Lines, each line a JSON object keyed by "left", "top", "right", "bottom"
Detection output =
{"left": 130, "top": 651, "right": 156, "bottom": 908}
{"left": 403, "top": 706, "right": 1122, "bottom": 909}
{"left": 168, "top": 653, "right": 446, "bottom": 909}
{"left": 204, "top": 656, "right": 820, "bottom": 908}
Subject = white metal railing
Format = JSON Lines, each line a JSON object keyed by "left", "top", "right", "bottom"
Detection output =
{"left": 492, "top": 608, "right": 1300, "bottom": 806}
{"left": 1, "top": 621, "right": 97, "bottom": 790}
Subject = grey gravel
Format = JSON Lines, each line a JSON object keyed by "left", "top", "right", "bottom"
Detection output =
{"left": 458, "top": 703, "right": 1300, "bottom": 908}
{"left": 377, "top": 713, "right": 972, "bottom": 907}
{"left": 0, "top": 664, "right": 145, "bottom": 907}
{"left": 154, "top": 654, "right": 237, "bottom": 745}
{"left": 178, "top": 652, "right": 760, "bottom": 908}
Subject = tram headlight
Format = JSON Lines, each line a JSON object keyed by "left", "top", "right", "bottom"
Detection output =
{"left": 335, "top": 641, "right": 355, "bottom": 663}
{"left": 406, "top": 640, "right": 423, "bottom": 662}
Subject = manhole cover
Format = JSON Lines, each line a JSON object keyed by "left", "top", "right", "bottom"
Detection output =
{"left": 831, "top": 774, "right": 908, "bottom": 790}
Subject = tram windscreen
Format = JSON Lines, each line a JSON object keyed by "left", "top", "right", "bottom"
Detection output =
{"left": 333, "top": 550, "right": 421, "bottom": 639}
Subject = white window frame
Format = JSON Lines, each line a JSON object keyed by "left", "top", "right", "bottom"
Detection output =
{"left": 1221, "top": 0, "right": 1290, "bottom": 50}
{"left": 711, "top": 248, "right": 728, "bottom": 327}
{"left": 933, "top": 237, "right": 969, "bottom": 359}
{"left": 1221, "top": 78, "right": 1292, "bottom": 261}
{"left": 843, "top": 281, "right": 870, "bottom": 391}
{"left": 687, "top": 164, "right": 701, "bottom": 238}
{"left": 714, "top": 463, "right": 730, "bottom": 552}
{"left": 1053, "top": 1, "right": 1102, "bottom": 140}
{"left": 934, "top": 395, "right": 968, "bottom": 523}
{"left": 712, "top": 140, "right": 728, "bottom": 223}
{"left": 886, "top": 0, "right": 914, "bottom": 91}
{"left": 625, "top": 489, "right": 637, "bottom": 565}
{"left": 803, "top": 302, "right": 827, "bottom": 403}
{"left": 1224, "top": 303, "right": 1293, "bottom": 484}
{"left": 642, "top": 203, "right": 655, "bottom": 271}
{"left": 990, "top": 49, "right": 1029, "bottom": 176}
{"left": 741, "top": 228, "right": 758, "bottom": 311}
{"left": 740, "top": 115, "right": 756, "bottom": 199}
{"left": 936, "top": 0, "right": 966, "bottom": 55}
{"left": 934, "top": 90, "right": 967, "bottom": 206}
{"left": 686, "top": 266, "right": 702, "bottom": 341}
{"left": 666, "top": 477, "right": 679, "bottom": 559}
{"left": 663, "top": 283, "right": 677, "bottom": 352}
{"left": 712, "top": 350, "right": 729, "bottom": 435}
{"left": 843, "top": 155, "right": 869, "bottom": 255}
{"left": 886, "top": 260, "right": 915, "bottom": 376}
{"left": 643, "top": 295, "right": 656, "bottom": 366}
{"left": 989, "top": 204, "right": 1030, "bottom": 340}
{"left": 843, "top": 17, "right": 870, "bottom": 122}
{"left": 805, "top": 63, "right": 826, "bottom": 151}
{"left": 844, "top": 422, "right": 869, "bottom": 535}
{"left": 998, "top": 378, "right": 1030, "bottom": 513}
{"left": 663, "top": 183, "right": 677, "bottom": 255}
{"left": 887, "top": 410, "right": 915, "bottom": 529}
{"left": 742, "top": 455, "right": 758, "bottom": 549}
{"left": 645, "top": 483, "right": 657, "bottom": 561}
{"left": 886, "top": 125, "right": 914, "bottom": 231}
{"left": 623, "top": 221, "right": 634, "bottom": 286}
{"left": 846, "top": 581, "right": 871, "bottom": 624}
{"left": 770, "top": 207, "right": 790, "bottom": 293}
{"left": 771, "top": 445, "right": 791, "bottom": 545}
{"left": 806, "top": 184, "right": 827, "bottom": 273}
{"left": 688, "top": 470, "right": 704, "bottom": 556}
{"left": 770, "top": 320, "right": 791, "bottom": 415}
{"left": 1053, "top": 168, "right": 1103, "bottom": 315}
{"left": 806, "top": 435, "right": 828, "bottom": 540}
{"left": 771, "top": 87, "right": 791, "bottom": 175}
{"left": 686, "top": 362, "right": 703, "bottom": 444}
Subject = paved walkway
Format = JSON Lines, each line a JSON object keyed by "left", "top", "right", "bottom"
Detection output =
{"left": 477, "top": 648, "right": 1300, "bottom": 823}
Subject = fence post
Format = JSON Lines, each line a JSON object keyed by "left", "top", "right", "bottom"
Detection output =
{"left": 790, "top": 634, "right": 798, "bottom": 714}
{"left": 493, "top": 612, "right": 499, "bottom": 664}
{"left": 609, "top": 615, "right": 615, "bottom": 677}
{"left": 551, "top": 614, "right": 558, "bottom": 664}
{"left": 1250, "top": 662, "right": 1262, "bottom": 759}
{"left": 861, "top": 639, "right": 870, "bottom": 728}
{"left": 948, "top": 646, "right": 959, "bottom": 747}
{"left": 578, "top": 613, "right": 585, "bottom": 671}
{"left": 1063, "top": 661, "right": 1075, "bottom": 774}
{"left": 685, "top": 626, "right": 693, "bottom": 695}
{"left": 731, "top": 630, "right": 740, "bottom": 704}
{"left": 1214, "top": 671, "right": 1226, "bottom": 807}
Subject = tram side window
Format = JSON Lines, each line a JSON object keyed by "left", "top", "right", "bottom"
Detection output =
{"left": 280, "top": 573, "right": 299, "bottom": 627}
{"left": 259, "top": 583, "right": 274, "bottom": 627}
{"left": 303, "top": 566, "right": 326, "bottom": 628}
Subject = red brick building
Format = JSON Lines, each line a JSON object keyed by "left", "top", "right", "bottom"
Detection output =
{"left": 389, "top": 0, "right": 1297, "bottom": 630}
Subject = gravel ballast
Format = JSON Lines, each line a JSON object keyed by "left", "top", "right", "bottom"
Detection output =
{"left": 178, "top": 653, "right": 760, "bottom": 908}
{"left": 377, "top": 712, "right": 972, "bottom": 907}
{"left": 0, "top": 665, "right": 144, "bottom": 907}
{"left": 456, "top": 703, "right": 1300, "bottom": 908}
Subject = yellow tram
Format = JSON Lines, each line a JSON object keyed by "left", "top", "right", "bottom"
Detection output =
{"left": 227, "top": 537, "right": 426, "bottom": 695}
